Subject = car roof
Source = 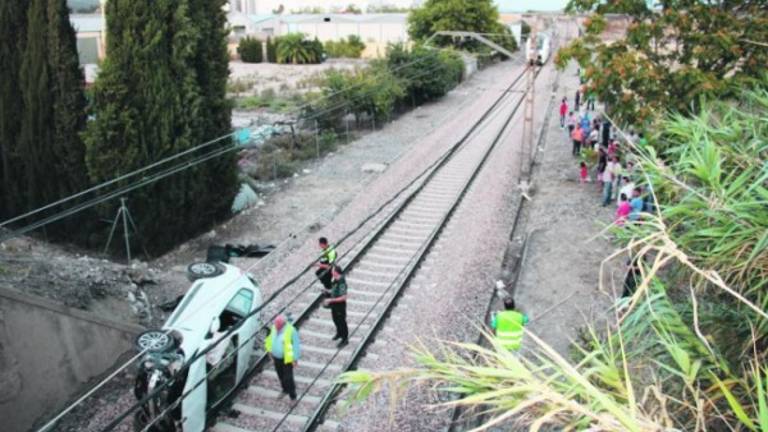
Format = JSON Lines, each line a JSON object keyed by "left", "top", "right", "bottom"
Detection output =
{"left": 164, "top": 263, "right": 257, "bottom": 338}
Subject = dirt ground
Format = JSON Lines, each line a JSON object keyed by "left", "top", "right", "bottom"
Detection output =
{"left": 229, "top": 59, "right": 365, "bottom": 96}
{"left": 511, "top": 63, "right": 618, "bottom": 357}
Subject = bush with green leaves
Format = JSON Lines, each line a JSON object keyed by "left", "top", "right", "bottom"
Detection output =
{"left": 306, "top": 44, "right": 463, "bottom": 130}
{"left": 384, "top": 43, "right": 463, "bottom": 105}
{"left": 266, "top": 36, "right": 277, "bottom": 62}
{"left": 274, "top": 33, "right": 323, "bottom": 64}
{"left": 237, "top": 37, "right": 263, "bottom": 63}
{"left": 324, "top": 35, "right": 366, "bottom": 58}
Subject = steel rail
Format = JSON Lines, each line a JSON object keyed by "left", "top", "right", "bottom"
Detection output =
{"left": 207, "top": 70, "right": 529, "bottom": 426}
{"left": 300, "top": 85, "right": 529, "bottom": 432}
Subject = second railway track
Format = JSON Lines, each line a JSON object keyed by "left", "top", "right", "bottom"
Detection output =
{"left": 207, "top": 65, "right": 533, "bottom": 432}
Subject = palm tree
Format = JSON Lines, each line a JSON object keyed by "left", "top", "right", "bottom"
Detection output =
{"left": 276, "top": 33, "right": 310, "bottom": 64}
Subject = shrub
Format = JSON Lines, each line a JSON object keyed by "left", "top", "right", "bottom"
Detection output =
{"left": 266, "top": 36, "right": 277, "bottom": 62}
{"left": 385, "top": 43, "right": 463, "bottom": 105}
{"left": 237, "top": 37, "right": 263, "bottom": 63}
{"left": 275, "top": 33, "right": 324, "bottom": 64}
{"left": 325, "top": 35, "right": 366, "bottom": 58}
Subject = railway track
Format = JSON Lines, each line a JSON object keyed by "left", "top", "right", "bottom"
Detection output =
{"left": 204, "top": 66, "right": 533, "bottom": 432}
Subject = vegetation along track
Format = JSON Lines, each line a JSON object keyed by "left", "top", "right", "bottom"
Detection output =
{"left": 200, "top": 67, "right": 533, "bottom": 432}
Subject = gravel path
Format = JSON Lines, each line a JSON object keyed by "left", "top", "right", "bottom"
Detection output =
{"left": 512, "top": 64, "right": 617, "bottom": 357}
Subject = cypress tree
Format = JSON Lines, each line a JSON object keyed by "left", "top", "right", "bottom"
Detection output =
{"left": 85, "top": 0, "right": 236, "bottom": 253}
{"left": 17, "top": 0, "right": 89, "bottom": 236}
{"left": 18, "top": 0, "right": 54, "bottom": 212}
{"left": 46, "top": 0, "right": 89, "bottom": 206}
{"left": 0, "top": 0, "right": 29, "bottom": 219}
{"left": 189, "top": 0, "right": 238, "bottom": 224}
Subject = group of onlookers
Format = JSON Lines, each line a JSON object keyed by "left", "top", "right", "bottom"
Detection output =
{"left": 558, "top": 93, "right": 654, "bottom": 227}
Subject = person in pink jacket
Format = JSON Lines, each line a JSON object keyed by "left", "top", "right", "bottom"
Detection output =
{"left": 559, "top": 97, "right": 568, "bottom": 128}
{"left": 615, "top": 193, "right": 631, "bottom": 226}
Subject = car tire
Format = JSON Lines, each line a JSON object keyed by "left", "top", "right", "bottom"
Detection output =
{"left": 187, "top": 261, "right": 225, "bottom": 282}
{"left": 136, "top": 330, "right": 176, "bottom": 353}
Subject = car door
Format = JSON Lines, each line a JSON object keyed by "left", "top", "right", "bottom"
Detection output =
{"left": 225, "top": 287, "right": 256, "bottom": 381}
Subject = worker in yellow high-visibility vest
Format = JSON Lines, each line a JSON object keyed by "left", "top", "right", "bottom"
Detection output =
{"left": 491, "top": 298, "right": 529, "bottom": 351}
{"left": 265, "top": 315, "right": 301, "bottom": 400}
{"left": 315, "top": 237, "right": 337, "bottom": 290}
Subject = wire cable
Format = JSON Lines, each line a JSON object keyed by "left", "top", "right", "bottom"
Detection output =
{"left": 38, "top": 64, "right": 528, "bottom": 432}
{"left": 3, "top": 54, "right": 484, "bottom": 243}
{"left": 0, "top": 49, "right": 454, "bottom": 231}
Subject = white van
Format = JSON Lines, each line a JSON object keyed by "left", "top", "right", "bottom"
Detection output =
{"left": 133, "top": 262, "right": 263, "bottom": 432}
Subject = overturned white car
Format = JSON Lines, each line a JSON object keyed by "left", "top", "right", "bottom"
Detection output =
{"left": 133, "top": 262, "right": 263, "bottom": 432}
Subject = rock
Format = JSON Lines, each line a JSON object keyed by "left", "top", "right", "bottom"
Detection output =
{"left": 257, "top": 200, "right": 265, "bottom": 206}
{"left": 302, "top": 169, "right": 311, "bottom": 174}
{"left": 361, "top": 162, "right": 388, "bottom": 173}
{"left": 293, "top": 173, "right": 299, "bottom": 178}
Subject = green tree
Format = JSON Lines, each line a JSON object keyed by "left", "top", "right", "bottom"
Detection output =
{"left": 17, "top": 0, "right": 89, "bottom": 233}
{"left": 407, "top": 0, "right": 516, "bottom": 53}
{"left": 0, "top": 0, "right": 28, "bottom": 219}
{"left": 325, "top": 35, "right": 366, "bottom": 58}
{"left": 276, "top": 33, "right": 309, "bottom": 64}
{"left": 384, "top": 43, "right": 463, "bottom": 106}
{"left": 520, "top": 19, "right": 531, "bottom": 40}
{"left": 557, "top": 1, "right": 768, "bottom": 125}
{"left": 189, "top": 0, "right": 238, "bottom": 227}
{"left": 276, "top": 33, "right": 323, "bottom": 64}
{"left": 85, "top": 0, "right": 235, "bottom": 253}
{"left": 237, "top": 37, "right": 263, "bottom": 62}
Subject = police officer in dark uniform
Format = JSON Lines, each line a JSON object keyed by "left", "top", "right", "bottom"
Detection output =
{"left": 324, "top": 265, "right": 348, "bottom": 348}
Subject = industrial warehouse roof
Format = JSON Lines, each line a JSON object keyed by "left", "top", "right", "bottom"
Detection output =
{"left": 276, "top": 13, "right": 407, "bottom": 24}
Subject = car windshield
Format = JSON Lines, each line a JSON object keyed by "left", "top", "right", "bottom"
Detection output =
{"left": 226, "top": 288, "right": 253, "bottom": 317}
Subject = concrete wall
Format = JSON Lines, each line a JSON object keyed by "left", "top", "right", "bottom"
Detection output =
{"left": 0, "top": 287, "right": 144, "bottom": 432}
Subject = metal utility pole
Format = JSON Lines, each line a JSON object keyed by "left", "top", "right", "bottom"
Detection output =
{"left": 520, "top": 32, "right": 537, "bottom": 181}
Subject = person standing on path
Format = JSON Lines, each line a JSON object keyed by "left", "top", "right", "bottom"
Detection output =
{"left": 265, "top": 315, "right": 301, "bottom": 400}
{"left": 315, "top": 237, "right": 337, "bottom": 290}
{"left": 616, "top": 193, "right": 631, "bottom": 226}
{"left": 571, "top": 124, "right": 584, "bottom": 156}
{"left": 574, "top": 88, "right": 581, "bottom": 111}
{"left": 491, "top": 297, "right": 529, "bottom": 351}
{"left": 586, "top": 90, "right": 596, "bottom": 111}
{"left": 566, "top": 111, "right": 576, "bottom": 134}
{"left": 559, "top": 98, "right": 568, "bottom": 128}
{"left": 602, "top": 156, "right": 622, "bottom": 206}
{"left": 324, "top": 265, "right": 349, "bottom": 347}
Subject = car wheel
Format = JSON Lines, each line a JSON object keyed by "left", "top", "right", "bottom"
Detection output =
{"left": 187, "top": 261, "right": 225, "bottom": 281}
{"left": 136, "top": 330, "right": 175, "bottom": 353}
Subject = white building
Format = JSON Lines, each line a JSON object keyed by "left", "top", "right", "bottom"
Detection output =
{"left": 227, "top": 13, "right": 409, "bottom": 58}
{"left": 228, "top": 0, "right": 419, "bottom": 15}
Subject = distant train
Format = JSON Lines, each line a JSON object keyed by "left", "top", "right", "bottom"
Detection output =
{"left": 526, "top": 33, "right": 551, "bottom": 66}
